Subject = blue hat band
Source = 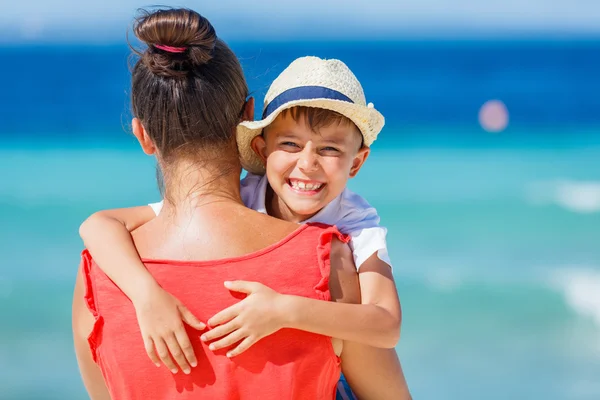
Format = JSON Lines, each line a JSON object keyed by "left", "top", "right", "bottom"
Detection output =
{"left": 262, "top": 86, "right": 354, "bottom": 119}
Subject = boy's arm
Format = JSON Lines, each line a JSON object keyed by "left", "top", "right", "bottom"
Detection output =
{"left": 203, "top": 241, "right": 400, "bottom": 354}
{"left": 79, "top": 206, "right": 158, "bottom": 301}
{"left": 341, "top": 344, "right": 412, "bottom": 400}
{"left": 284, "top": 248, "right": 401, "bottom": 348}
{"left": 79, "top": 205, "right": 205, "bottom": 374}
{"left": 326, "top": 240, "right": 411, "bottom": 399}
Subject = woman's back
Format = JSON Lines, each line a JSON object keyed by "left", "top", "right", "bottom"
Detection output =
{"left": 83, "top": 206, "right": 345, "bottom": 399}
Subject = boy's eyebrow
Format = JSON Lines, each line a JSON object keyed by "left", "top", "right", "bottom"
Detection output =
{"left": 273, "top": 130, "right": 352, "bottom": 146}
{"left": 320, "top": 137, "right": 346, "bottom": 145}
{"left": 274, "top": 131, "right": 301, "bottom": 139}
{"left": 318, "top": 132, "right": 353, "bottom": 146}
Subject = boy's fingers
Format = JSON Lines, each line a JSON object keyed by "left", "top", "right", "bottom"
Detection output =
{"left": 202, "top": 319, "right": 239, "bottom": 343}
{"left": 208, "top": 304, "right": 240, "bottom": 328}
{"left": 143, "top": 336, "right": 161, "bottom": 367}
{"left": 179, "top": 305, "right": 206, "bottom": 330}
{"left": 207, "top": 328, "right": 246, "bottom": 352}
{"left": 174, "top": 328, "right": 197, "bottom": 368}
{"left": 165, "top": 334, "right": 191, "bottom": 374}
{"left": 227, "top": 336, "right": 256, "bottom": 358}
{"left": 224, "top": 280, "right": 260, "bottom": 294}
{"left": 155, "top": 339, "right": 179, "bottom": 374}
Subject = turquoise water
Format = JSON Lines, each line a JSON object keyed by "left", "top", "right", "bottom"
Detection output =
{"left": 2, "top": 40, "right": 600, "bottom": 399}
{"left": 1, "top": 137, "right": 600, "bottom": 399}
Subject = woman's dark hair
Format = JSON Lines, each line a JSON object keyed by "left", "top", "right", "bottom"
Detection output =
{"left": 130, "top": 8, "right": 248, "bottom": 164}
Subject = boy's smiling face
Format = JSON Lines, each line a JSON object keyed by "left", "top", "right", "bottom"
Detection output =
{"left": 251, "top": 108, "right": 370, "bottom": 222}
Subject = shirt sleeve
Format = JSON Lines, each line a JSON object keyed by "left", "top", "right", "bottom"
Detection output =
{"left": 335, "top": 189, "right": 392, "bottom": 270}
{"left": 348, "top": 227, "right": 392, "bottom": 270}
{"left": 148, "top": 200, "right": 164, "bottom": 216}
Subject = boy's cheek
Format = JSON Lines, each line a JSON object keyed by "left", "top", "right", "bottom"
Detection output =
{"left": 264, "top": 152, "right": 281, "bottom": 170}
{"left": 324, "top": 159, "right": 354, "bottom": 179}
{"left": 266, "top": 149, "right": 289, "bottom": 162}
{"left": 266, "top": 151, "right": 299, "bottom": 171}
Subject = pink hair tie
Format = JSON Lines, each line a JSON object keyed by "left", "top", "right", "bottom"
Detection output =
{"left": 154, "top": 44, "right": 188, "bottom": 53}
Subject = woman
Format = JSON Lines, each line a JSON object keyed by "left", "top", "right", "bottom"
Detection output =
{"left": 72, "top": 8, "right": 410, "bottom": 400}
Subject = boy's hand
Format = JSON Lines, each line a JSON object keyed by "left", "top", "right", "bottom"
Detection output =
{"left": 132, "top": 285, "right": 206, "bottom": 374}
{"left": 202, "top": 281, "right": 287, "bottom": 357}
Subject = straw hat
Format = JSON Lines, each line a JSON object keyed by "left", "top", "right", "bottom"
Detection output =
{"left": 237, "top": 56, "right": 385, "bottom": 174}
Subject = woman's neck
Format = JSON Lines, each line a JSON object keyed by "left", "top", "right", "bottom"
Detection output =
{"left": 161, "top": 159, "right": 243, "bottom": 211}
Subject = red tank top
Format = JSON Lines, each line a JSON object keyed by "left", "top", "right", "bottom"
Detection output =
{"left": 82, "top": 223, "right": 347, "bottom": 400}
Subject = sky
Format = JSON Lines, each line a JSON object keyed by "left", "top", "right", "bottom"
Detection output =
{"left": 3, "top": 0, "right": 600, "bottom": 43}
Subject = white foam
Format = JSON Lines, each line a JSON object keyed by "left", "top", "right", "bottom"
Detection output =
{"left": 526, "top": 179, "right": 600, "bottom": 213}
{"left": 551, "top": 268, "right": 600, "bottom": 328}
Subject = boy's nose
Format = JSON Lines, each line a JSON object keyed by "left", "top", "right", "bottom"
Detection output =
{"left": 298, "top": 144, "right": 319, "bottom": 172}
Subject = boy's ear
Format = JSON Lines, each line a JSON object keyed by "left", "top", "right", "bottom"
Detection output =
{"left": 132, "top": 118, "right": 156, "bottom": 155}
{"left": 241, "top": 97, "right": 255, "bottom": 122}
{"left": 250, "top": 134, "right": 268, "bottom": 165}
{"left": 349, "top": 147, "right": 370, "bottom": 178}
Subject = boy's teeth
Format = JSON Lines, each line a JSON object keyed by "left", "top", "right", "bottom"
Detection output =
{"left": 290, "top": 180, "right": 322, "bottom": 191}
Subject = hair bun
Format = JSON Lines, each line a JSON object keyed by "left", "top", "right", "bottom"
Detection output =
{"left": 133, "top": 8, "right": 217, "bottom": 77}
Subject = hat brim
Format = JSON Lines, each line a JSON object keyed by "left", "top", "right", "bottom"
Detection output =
{"left": 236, "top": 98, "right": 385, "bottom": 175}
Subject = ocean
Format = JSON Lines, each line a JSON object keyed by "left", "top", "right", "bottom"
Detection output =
{"left": 1, "top": 40, "right": 600, "bottom": 399}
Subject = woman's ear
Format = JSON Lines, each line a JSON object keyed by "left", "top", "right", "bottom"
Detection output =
{"left": 250, "top": 134, "right": 268, "bottom": 165}
{"left": 132, "top": 118, "right": 156, "bottom": 155}
{"left": 349, "top": 147, "right": 370, "bottom": 178}
{"left": 241, "top": 97, "right": 255, "bottom": 122}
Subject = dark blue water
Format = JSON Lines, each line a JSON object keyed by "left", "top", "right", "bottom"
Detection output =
{"left": 3, "top": 40, "right": 600, "bottom": 142}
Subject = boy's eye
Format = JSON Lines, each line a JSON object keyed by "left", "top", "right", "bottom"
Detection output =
{"left": 321, "top": 146, "right": 340, "bottom": 153}
{"left": 281, "top": 141, "right": 300, "bottom": 148}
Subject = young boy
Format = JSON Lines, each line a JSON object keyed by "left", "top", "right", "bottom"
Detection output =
{"left": 80, "top": 56, "right": 408, "bottom": 399}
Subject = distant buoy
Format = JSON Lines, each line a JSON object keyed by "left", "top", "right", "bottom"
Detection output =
{"left": 479, "top": 100, "right": 508, "bottom": 133}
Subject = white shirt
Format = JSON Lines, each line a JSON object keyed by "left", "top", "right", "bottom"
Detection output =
{"left": 149, "top": 173, "right": 391, "bottom": 270}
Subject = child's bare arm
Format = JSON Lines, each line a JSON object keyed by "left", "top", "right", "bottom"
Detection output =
{"left": 202, "top": 240, "right": 410, "bottom": 398}
{"left": 203, "top": 240, "right": 400, "bottom": 353}
{"left": 341, "top": 344, "right": 412, "bottom": 400}
{"left": 294, "top": 240, "right": 410, "bottom": 399}
{"left": 306, "top": 240, "right": 410, "bottom": 399}
{"left": 79, "top": 206, "right": 158, "bottom": 301}
{"left": 79, "top": 206, "right": 205, "bottom": 374}
{"left": 282, "top": 246, "right": 400, "bottom": 348}
{"left": 355, "top": 253, "right": 402, "bottom": 345}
